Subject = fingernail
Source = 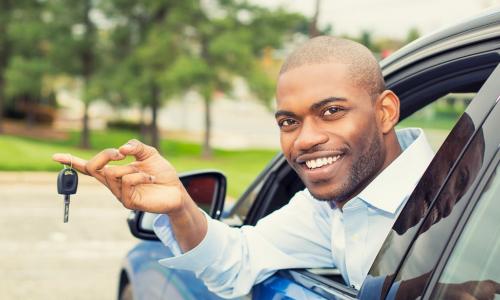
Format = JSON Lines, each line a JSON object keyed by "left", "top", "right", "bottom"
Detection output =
{"left": 52, "top": 153, "right": 64, "bottom": 161}
{"left": 122, "top": 141, "right": 135, "bottom": 149}
{"left": 113, "top": 149, "right": 124, "bottom": 158}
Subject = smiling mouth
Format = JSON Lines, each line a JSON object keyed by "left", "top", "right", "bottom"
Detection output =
{"left": 305, "top": 155, "right": 342, "bottom": 169}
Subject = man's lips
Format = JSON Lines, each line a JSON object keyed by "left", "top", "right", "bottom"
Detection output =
{"left": 304, "top": 155, "right": 342, "bottom": 169}
{"left": 295, "top": 150, "right": 345, "bottom": 165}
{"left": 294, "top": 151, "right": 345, "bottom": 182}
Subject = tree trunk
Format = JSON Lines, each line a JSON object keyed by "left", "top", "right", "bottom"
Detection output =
{"left": 79, "top": 0, "right": 94, "bottom": 149}
{"left": 150, "top": 83, "right": 160, "bottom": 152}
{"left": 80, "top": 101, "right": 90, "bottom": 149}
{"left": 0, "top": 78, "right": 4, "bottom": 134}
{"left": 202, "top": 94, "right": 212, "bottom": 159}
{"left": 309, "top": 0, "right": 321, "bottom": 38}
{"left": 139, "top": 105, "right": 149, "bottom": 143}
{"left": 25, "top": 97, "right": 35, "bottom": 129}
{"left": 0, "top": 0, "right": 11, "bottom": 134}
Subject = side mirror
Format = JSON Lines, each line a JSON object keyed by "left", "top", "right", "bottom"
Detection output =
{"left": 127, "top": 170, "right": 227, "bottom": 241}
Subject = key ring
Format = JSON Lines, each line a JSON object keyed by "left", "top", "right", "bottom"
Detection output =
{"left": 64, "top": 154, "right": 73, "bottom": 169}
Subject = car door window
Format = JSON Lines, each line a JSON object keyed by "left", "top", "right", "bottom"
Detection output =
{"left": 223, "top": 154, "right": 281, "bottom": 226}
{"left": 430, "top": 162, "right": 500, "bottom": 299}
{"left": 398, "top": 92, "right": 474, "bottom": 151}
{"left": 362, "top": 59, "right": 500, "bottom": 297}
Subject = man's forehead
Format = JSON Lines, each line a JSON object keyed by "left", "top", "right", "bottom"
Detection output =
{"left": 275, "top": 62, "right": 368, "bottom": 109}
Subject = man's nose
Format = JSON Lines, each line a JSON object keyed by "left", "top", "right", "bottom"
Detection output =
{"left": 293, "top": 119, "right": 328, "bottom": 151}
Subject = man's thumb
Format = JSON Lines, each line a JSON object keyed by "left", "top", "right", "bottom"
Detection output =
{"left": 119, "top": 139, "right": 158, "bottom": 161}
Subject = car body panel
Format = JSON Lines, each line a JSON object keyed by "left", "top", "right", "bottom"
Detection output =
{"left": 125, "top": 241, "right": 173, "bottom": 300}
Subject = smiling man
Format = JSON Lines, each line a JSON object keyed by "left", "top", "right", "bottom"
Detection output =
{"left": 275, "top": 42, "right": 404, "bottom": 206}
{"left": 53, "top": 36, "right": 434, "bottom": 298}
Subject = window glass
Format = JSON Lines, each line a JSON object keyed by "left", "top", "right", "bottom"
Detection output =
{"left": 398, "top": 93, "right": 474, "bottom": 151}
{"left": 223, "top": 178, "right": 266, "bottom": 226}
{"left": 431, "top": 162, "right": 500, "bottom": 299}
{"left": 223, "top": 154, "right": 281, "bottom": 226}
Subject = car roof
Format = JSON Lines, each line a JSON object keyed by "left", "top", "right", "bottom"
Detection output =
{"left": 380, "top": 7, "right": 500, "bottom": 75}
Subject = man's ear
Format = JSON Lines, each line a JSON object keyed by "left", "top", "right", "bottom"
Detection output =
{"left": 375, "top": 90, "right": 400, "bottom": 134}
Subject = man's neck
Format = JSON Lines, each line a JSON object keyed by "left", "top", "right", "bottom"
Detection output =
{"left": 332, "top": 131, "right": 403, "bottom": 211}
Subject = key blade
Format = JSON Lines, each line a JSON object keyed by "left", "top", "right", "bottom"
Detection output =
{"left": 64, "top": 195, "right": 70, "bottom": 223}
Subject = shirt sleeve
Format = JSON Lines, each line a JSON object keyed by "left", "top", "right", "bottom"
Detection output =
{"left": 153, "top": 190, "right": 335, "bottom": 299}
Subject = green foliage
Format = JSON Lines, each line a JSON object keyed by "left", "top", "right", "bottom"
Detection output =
{"left": 5, "top": 56, "right": 49, "bottom": 98}
{"left": 246, "top": 66, "right": 276, "bottom": 109}
{"left": 405, "top": 27, "right": 421, "bottom": 44}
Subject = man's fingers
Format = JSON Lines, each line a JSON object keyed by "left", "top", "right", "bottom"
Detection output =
{"left": 102, "top": 165, "right": 140, "bottom": 199}
{"left": 121, "top": 172, "right": 155, "bottom": 209}
{"left": 119, "top": 139, "right": 158, "bottom": 161}
{"left": 104, "top": 164, "right": 139, "bottom": 179}
{"left": 86, "top": 148, "right": 126, "bottom": 184}
{"left": 52, "top": 153, "right": 89, "bottom": 175}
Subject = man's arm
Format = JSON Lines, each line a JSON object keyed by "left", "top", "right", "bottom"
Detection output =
{"left": 153, "top": 190, "right": 335, "bottom": 298}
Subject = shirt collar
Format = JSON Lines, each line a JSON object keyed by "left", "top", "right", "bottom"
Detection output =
{"left": 353, "top": 128, "right": 434, "bottom": 214}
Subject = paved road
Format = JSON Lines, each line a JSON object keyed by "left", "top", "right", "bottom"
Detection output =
{"left": 0, "top": 172, "right": 138, "bottom": 300}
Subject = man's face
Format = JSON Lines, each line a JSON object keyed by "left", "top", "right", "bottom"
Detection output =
{"left": 275, "top": 63, "right": 386, "bottom": 203}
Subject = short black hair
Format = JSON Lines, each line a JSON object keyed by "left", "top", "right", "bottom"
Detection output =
{"left": 280, "top": 36, "right": 386, "bottom": 99}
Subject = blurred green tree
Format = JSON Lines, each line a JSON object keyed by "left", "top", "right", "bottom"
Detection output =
{"left": 405, "top": 27, "right": 421, "bottom": 44}
{"left": 100, "top": 0, "right": 204, "bottom": 151}
{"left": 162, "top": 1, "right": 306, "bottom": 157}
{"left": 43, "top": 0, "right": 99, "bottom": 148}
{"left": 0, "top": 0, "right": 13, "bottom": 133}
{"left": 4, "top": 0, "right": 52, "bottom": 128}
{"left": 102, "top": 0, "right": 305, "bottom": 156}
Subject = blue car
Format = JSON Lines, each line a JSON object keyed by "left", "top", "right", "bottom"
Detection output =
{"left": 118, "top": 9, "right": 500, "bottom": 300}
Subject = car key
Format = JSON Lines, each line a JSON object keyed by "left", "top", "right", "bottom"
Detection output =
{"left": 57, "top": 166, "right": 78, "bottom": 223}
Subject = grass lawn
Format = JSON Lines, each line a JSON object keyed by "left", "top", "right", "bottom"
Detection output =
{"left": 0, "top": 129, "right": 278, "bottom": 198}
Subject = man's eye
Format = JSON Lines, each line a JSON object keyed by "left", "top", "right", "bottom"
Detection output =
{"left": 323, "top": 107, "right": 341, "bottom": 116}
{"left": 278, "top": 119, "right": 297, "bottom": 128}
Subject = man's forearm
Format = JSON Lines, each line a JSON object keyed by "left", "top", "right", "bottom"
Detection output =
{"left": 168, "top": 194, "right": 208, "bottom": 253}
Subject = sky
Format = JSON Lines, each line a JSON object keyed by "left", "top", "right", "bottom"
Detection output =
{"left": 253, "top": 0, "right": 500, "bottom": 39}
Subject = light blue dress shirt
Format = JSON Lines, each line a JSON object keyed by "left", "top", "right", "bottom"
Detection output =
{"left": 153, "top": 128, "right": 434, "bottom": 298}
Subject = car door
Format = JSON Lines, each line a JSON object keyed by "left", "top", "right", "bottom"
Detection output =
{"left": 384, "top": 84, "right": 500, "bottom": 299}
{"left": 363, "top": 63, "right": 500, "bottom": 300}
{"left": 426, "top": 152, "right": 500, "bottom": 299}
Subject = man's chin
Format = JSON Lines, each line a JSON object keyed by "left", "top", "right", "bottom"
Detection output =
{"left": 307, "top": 186, "right": 346, "bottom": 203}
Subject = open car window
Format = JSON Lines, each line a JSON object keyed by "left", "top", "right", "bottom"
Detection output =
{"left": 397, "top": 92, "right": 474, "bottom": 151}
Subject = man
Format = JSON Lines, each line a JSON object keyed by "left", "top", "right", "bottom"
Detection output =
{"left": 53, "top": 37, "right": 435, "bottom": 297}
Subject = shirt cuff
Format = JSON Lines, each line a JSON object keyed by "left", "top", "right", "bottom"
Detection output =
{"left": 153, "top": 214, "right": 182, "bottom": 256}
{"left": 153, "top": 211, "right": 228, "bottom": 271}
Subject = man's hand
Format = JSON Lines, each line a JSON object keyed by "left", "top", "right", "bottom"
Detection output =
{"left": 52, "top": 139, "right": 208, "bottom": 252}
{"left": 52, "top": 139, "right": 185, "bottom": 214}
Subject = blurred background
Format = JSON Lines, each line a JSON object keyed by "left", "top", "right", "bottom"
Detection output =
{"left": 0, "top": 0, "right": 498, "bottom": 299}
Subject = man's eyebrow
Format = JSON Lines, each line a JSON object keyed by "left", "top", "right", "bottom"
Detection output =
{"left": 274, "top": 110, "right": 298, "bottom": 119}
{"left": 274, "top": 97, "right": 347, "bottom": 119}
{"left": 310, "top": 97, "right": 347, "bottom": 111}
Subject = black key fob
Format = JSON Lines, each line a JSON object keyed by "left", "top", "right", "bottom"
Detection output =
{"left": 57, "top": 168, "right": 78, "bottom": 195}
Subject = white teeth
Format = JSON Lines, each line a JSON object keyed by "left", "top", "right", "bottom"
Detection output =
{"left": 305, "top": 155, "right": 341, "bottom": 169}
